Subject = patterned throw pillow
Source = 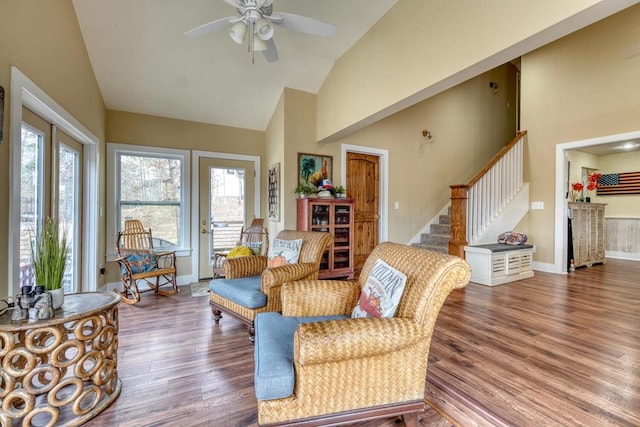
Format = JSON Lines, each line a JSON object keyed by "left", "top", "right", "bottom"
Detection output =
{"left": 267, "top": 239, "right": 303, "bottom": 268}
{"left": 497, "top": 231, "right": 528, "bottom": 245}
{"left": 120, "top": 249, "right": 157, "bottom": 274}
{"left": 352, "top": 259, "right": 407, "bottom": 318}
{"left": 227, "top": 245, "right": 254, "bottom": 258}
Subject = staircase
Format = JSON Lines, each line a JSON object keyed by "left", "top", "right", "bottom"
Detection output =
{"left": 412, "top": 131, "right": 528, "bottom": 256}
{"left": 414, "top": 209, "right": 451, "bottom": 254}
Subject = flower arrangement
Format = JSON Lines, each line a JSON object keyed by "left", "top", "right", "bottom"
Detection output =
{"left": 571, "top": 172, "right": 601, "bottom": 202}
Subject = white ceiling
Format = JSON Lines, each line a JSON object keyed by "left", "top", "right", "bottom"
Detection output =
{"left": 72, "top": 0, "right": 398, "bottom": 131}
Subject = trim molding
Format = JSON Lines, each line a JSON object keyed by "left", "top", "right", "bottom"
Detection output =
{"left": 9, "top": 67, "right": 100, "bottom": 295}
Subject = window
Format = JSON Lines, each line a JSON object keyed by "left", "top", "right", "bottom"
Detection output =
{"left": 107, "top": 144, "right": 190, "bottom": 259}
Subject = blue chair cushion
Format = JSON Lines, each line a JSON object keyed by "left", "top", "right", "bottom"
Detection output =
{"left": 254, "top": 312, "right": 348, "bottom": 401}
{"left": 209, "top": 276, "right": 265, "bottom": 309}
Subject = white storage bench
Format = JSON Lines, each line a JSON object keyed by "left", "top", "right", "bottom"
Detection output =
{"left": 464, "top": 243, "right": 534, "bottom": 286}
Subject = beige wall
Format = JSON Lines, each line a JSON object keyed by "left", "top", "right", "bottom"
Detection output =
{"left": 317, "top": 0, "right": 619, "bottom": 142}
{"left": 265, "top": 92, "right": 286, "bottom": 238}
{"left": 596, "top": 151, "right": 640, "bottom": 218}
{"left": 521, "top": 4, "right": 640, "bottom": 264}
{"left": 0, "top": 0, "right": 106, "bottom": 296}
{"left": 106, "top": 110, "right": 264, "bottom": 154}
{"left": 329, "top": 64, "right": 518, "bottom": 243}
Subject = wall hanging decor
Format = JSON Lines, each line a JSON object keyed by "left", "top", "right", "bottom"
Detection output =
{"left": 597, "top": 172, "right": 640, "bottom": 195}
{"left": 268, "top": 163, "right": 280, "bottom": 221}
{"left": 298, "top": 153, "right": 332, "bottom": 189}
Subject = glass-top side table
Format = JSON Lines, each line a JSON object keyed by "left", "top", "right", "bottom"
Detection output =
{"left": 0, "top": 292, "right": 121, "bottom": 426}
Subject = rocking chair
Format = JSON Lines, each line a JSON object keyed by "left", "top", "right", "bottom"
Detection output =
{"left": 115, "top": 220, "right": 179, "bottom": 304}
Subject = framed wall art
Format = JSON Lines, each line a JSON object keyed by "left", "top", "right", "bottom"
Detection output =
{"left": 298, "top": 153, "right": 333, "bottom": 188}
{"left": 268, "top": 163, "right": 280, "bottom": 221}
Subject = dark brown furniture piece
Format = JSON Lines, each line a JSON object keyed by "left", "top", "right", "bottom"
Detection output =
{"left": 296, "top": 198, "right": 354, "bottom": 279}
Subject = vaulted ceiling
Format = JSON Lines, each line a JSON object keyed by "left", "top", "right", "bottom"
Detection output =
{"left": 72, "top": 0, "right": 398, "bottom": 131}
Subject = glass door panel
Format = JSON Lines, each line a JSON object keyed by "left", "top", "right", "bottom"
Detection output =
{"left": 19, "top": 125, "right": 44, "bottom": 287}
{"left": 58, "top": 143, "right": 81, "bottom": 293}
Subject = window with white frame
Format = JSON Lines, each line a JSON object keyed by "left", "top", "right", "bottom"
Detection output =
{"left": 106, "top": 144, "right": 190, "bottom": 259}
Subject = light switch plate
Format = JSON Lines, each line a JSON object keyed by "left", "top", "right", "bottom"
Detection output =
{"left": 531, "top": 201, "right": 544, "bottom": 210}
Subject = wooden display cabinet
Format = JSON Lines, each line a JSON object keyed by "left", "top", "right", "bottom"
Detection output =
{"left": 297, "top": 198, "right": 354, "bottom": 279}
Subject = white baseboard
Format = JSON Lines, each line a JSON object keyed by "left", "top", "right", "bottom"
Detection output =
{"left": 532, "top": 261, "right": 563, "bottom": 274}
{"left": 605, "top": 251, "right": 640, "bottom": 261}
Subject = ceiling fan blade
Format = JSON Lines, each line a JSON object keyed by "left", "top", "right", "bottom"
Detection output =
{"left": 262, "top": 38, "right": 279, "bottom": 63}
{"left": 269, "top": 12, "right": 336, "bottom": 37}
{"left": 184, "top": 17, "right": 236, "bottom": 38}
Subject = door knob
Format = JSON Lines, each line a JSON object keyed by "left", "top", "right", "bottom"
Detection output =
{"left": 201, "top": 228, "right": 208, "bottom": 234}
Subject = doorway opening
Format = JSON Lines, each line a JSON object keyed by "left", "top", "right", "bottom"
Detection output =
{"left": 554, "top": 129, "right": 640, "bottom": 274}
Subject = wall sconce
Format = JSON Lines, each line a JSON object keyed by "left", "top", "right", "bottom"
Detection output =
{"left": 489, "top": 81, "right": 499, "bottom": 95}
{"left": 421, "top": 130, "right": 434, "bottom": 143}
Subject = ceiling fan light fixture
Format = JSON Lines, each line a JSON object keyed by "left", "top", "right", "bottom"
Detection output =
{"left": 229, "top": 21, "right": 247, "bottom": 44}
{"left": 255, "top": 19, "right": 274, "bottom": 41}
{"left": 253, "top": 35, "right": 268, "bottom": 51}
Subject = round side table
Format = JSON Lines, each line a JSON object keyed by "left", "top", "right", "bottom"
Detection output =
{"left": 0, "top": 292, "right": 121, "bottom": 426}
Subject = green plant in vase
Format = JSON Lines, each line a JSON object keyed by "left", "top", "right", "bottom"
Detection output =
{"left": 31, "top": 217, "right": 68, "bottom": 309}
{"left": 294, "top": 183, "right": 314, "bottom": 198}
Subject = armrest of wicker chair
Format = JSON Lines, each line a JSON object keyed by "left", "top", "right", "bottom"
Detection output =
{"left": 294, "top": 317, "right": 426, "bottom": 365}
{"left": 281, "top": 280, "right": 361, "bottom": 317}
{"left": 222, "top": 255, "right": 268, "bottom": 279}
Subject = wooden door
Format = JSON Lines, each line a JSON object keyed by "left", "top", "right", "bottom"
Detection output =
{"left": 346, "top": 152, "right": 379, "bottom": 274}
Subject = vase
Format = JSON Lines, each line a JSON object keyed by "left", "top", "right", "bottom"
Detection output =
{"left": 50, "top": 288, "right": 65, "bottom": 310}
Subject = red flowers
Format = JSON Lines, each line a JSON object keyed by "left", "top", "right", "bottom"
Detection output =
{"left": 571, "top": 172, "right": 601, "bottom": 202}
{"left": 586, "top": 172, "right": 601, "bottom": 191}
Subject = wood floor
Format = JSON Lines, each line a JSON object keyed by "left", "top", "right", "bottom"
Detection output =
{"left": 89, "top": 259, "right": 639, "bottom": 427}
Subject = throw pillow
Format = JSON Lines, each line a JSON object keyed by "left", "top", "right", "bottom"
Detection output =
{"left": 245, "top": 241, "right": 264, "bottom": 255}
{"left": 267, "top": 238, "right": 303, "bottom": 268}
{"left": 119, "top": 249, "right": 157, "bottom": 274}
{"left": 227, "top": 245, "right": 254, "bottom": 258}
{"left": 497, "top": 231, "right": 528, "bottom": 245}
{"left": 352, "top": 259, "right": 407, "bottom": 318}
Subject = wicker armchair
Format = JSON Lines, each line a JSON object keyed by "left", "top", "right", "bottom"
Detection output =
{"left": 209, "top": 230, "right": 333, "bottom": 339}
{"left": 254, "top": 242, "right": 471, "bottom": 426}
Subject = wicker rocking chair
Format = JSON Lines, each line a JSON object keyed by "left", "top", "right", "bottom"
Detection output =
{"left": 114, "top": 220, "right": 179, "bottom": 304}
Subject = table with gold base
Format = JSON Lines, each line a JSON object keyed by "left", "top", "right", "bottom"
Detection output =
{"left": 0, "top": 292, "right": 121, "bottom": 426}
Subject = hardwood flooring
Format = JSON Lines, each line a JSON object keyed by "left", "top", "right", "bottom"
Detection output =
{"left": 88, "top": 259, "right": 639, "bottom": 426}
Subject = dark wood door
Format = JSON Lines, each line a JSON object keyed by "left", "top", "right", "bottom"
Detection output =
{"left": 346, "top": 152, "right": 379, "bottom": 275}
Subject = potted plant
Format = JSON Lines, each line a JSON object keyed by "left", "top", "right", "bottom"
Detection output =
{"left": 31, "top": 217, "right": 68, "bottom": 309}
{"left": 335, "top": 185, "right": 346, "bottom": 199}
{"left": 294, "top": 183, "right": 314, "bottom": 198}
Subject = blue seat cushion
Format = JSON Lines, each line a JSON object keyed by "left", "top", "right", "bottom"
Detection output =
{"left": 209, "top": 276, "right": 265, "bottom": 309}
{"left": 254, "top": 312, "right": 348, "bottom": 401}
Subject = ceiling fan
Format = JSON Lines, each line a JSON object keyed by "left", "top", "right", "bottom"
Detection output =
{"left": 184, "top": 0, "right": 337, "bottom": 63}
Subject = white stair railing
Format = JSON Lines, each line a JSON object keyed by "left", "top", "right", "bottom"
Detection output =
{"left": 449, "top": 131, "right": 527, "bottom": 257}
{"left": 467, "top": 135, "right": 524, "bottom": 243}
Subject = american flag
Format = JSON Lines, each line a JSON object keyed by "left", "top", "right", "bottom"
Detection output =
{"left": 597, "top": 172, "right": 640, "bottom": 195}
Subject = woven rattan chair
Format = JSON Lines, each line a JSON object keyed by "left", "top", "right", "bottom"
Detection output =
{"left": 114, "top": 220, "right": 179, "bottom": 304}
{"left": 212, "top": 218, "right": 269, "bottom": 279}
{"left": 209, "top": 230, "right": 333, "bottom": 339}
{"left": 253, "top": 242, "right": 471, "bottom": 426}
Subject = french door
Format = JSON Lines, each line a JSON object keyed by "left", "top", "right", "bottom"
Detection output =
{"left": 19, "top": 107, "right": 83, "bottom": 294}
{"left": 198, "top": 157, "right": 255, "bottom": 279}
